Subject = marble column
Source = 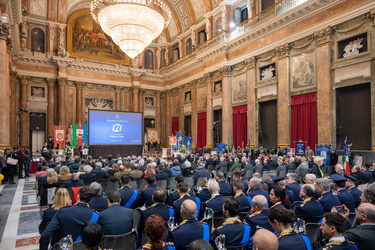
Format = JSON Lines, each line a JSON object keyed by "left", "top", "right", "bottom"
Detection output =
{"left": 58, "top": 77, "right": 67, "bottom": 126}
{"left": 315, "top": 27, "right": 333, "bottom": 145}
{"left": 131, "top": 86, "right": 139, "bottom": 112}
{"left": 276, "top": 44, "right": 291, "bottom": 149}
{"left": 155, "top": 91, "right": 161, "bottom": 134}
{"left": 19, "top": 76, "right": 30, "bottom": 147}
{"left": 123, "top": 88, "right": 130, "bottom": 111}
{"left": 9, "top": 72, "right": 18, "bottom": 147}
{"left": 47, "top": 78, "right": 55, "bottom": 138}
{"left": 245, "top": 57, "right": 256, "bottom": 148}
{"left": 138, "top": 88, "right": 145, "bottom": 112}
{"left": 205, "top": 73, "right": 214, "bottom": 148}
{"left": 191, "top": 82, "right": 197, "bottom": 149}
{"left": 178, "top": 86, "right": 184, "bottom": 132}
{"left": 115, "top": 85, "right": 122, "bottom": 111}
{"left": 220, "top": 65, "right": 232, "bottom": 144}
{"left": 0, "top": 24, "right": 10, "bottom": 148}
{"left": 75, "top": 81, "right": 84, "bottom": 123}
{"left": 165, "top": 90, "right": 172, "bottom": 145}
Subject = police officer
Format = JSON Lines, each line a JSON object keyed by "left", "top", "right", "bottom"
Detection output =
{"left": 173, "top": 182, "right": 196, "bottom": 224}
{"left": 39, "top": 186, "right": 99, "bottom": 250}
{"left": 331, "top": 174, "right": 355, "bottom": 212}
{"left": 233, "top": 179, "right": 251, "bottom": 213}
{"left": 205, "top": 180, "right": 226, "bottom": 218}
{"left": 168, "top": 199, "right": 210, "bottom": 249}
{"left": 216, "top": 171, "right": 232, "bottom": 197}
{"left": 244, "top": 195, "right": 273, "bottom": 236}
{"left": 211, "top": 197, "right": 250, "bottom": 247}
{"left": 295, "top": 184, "right": 324, "bottom": 223}
{"left": 316, "top": 178, "right": 342, "bottom": 212}
{"left": 345, "top": 175, "right": 362, "bottom": 208}
{"left": 118, "top": 174, "right": 139, "bottom": 209}
{"left": 139, "top": 174, "right": 158, "bottom": 208}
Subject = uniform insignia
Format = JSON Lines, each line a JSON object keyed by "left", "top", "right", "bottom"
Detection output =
{"left": 249, "top": 210, "right": 262, "bottom": 217}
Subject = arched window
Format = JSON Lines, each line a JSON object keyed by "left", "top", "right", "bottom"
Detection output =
{"left": 215, "top": 17, "right": 222, "bottom": 35}
{"left": 31, "top": 28, "right": 45, "bottom": 52}
{"left": 160, "top": 48, "right": 165, "bottom": 67}
{"left": 198, "top": 30, "right": 207, "bottom": 45}
{"left": 186, "top": 38, "right": 192, "bottom": 54}
{"left": 144, "top": 49, "right": 154, "bottom": 69}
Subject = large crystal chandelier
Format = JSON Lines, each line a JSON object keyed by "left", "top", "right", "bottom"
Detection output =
{"left": 91, "top": 0, "right": 171, "bottom": 58}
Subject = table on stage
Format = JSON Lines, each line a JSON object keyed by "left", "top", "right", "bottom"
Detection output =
{"left": 30, "top": 161, "right": 40, "bottom": 173}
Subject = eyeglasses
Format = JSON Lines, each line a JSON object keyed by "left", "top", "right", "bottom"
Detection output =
{"left": 355, "top": 208, "right": 365, "bottom": 215}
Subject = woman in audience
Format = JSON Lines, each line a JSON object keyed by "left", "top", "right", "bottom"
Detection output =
{"left": 64, "top": 173, "right": 84, "bottom": 188}
{"left": 196, "top": 178, "right": 211, "bottom": 203}
{"left": 42, "top": 171, "right": 60, "bottom": 189}
{"left": 35, "top": 165, "right": 49, "bottom": 181}
{"left": 268, "top": 205, "right": 311, "bottom": 250}
{"left": 81, "top": 222, "right": 103, "bottom": 250}
{"left": 142, "top": 214, "right": 175, "bottom": 250}
{"left": 111, "top": 164, "right": 121, "bottom": 180}
{"left": 39, "top": 188, "right": 71, "bottom": 233}
{"left": 77, "top": 164, "right": 86, "bottom": 175}
{"left": 123, "top": 162, "right": 132, "bottom": 175}
{"left": 269, "top": 186, "right": 291, "bottom": 209}
{"left": 57, "top": 166, "right": 72, "bottom": 185}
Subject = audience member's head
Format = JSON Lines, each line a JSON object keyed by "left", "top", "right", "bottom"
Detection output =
{"left": 59, "top": 166, "right": 71, "bottom": 175}
{"left": 78, "top": 186, "right": 95, "bottom": 203}
{"left": 362, "top": 183, "right": 375, "bottom": 205}
{"left": 253, "top": 229, "right": 279, "bottom": 250}
{"left": 305, "top": 173, "right": 316, "bottom": 184}
{"left": 181, "top": 199, "right": 197, "bottom": 220}
{"left": 106, "top": 190, "right": 121, "bottom": 204}
{"left": 146, "top": 174, "right": 156, "bottom": 185}
{"left": 175, "top": 175, "right": 185, "bottom": 184}
{"left": 153, "top": 187, "right": 167, "bottom": 203}
{"left": 268, "top": 205, "right": 296, "bottom": 233}
{"left": 252, "top": 195, "right": 268, "bottom": 212}
{"left": 81, "top": 222, "right": 103, "bottom": 250}
{"left": 249, "top": 177, "right": 261, "bottom": 190}
{"left": 356, "top": 203, "right": 375, "bottom": 224}
{"left": 216, "top": 171, "right": 225, "bottom": 181}
{"left": 223, "top": 197, "right": 240, "bottom": 218}
{"left": 120, "top": 174, "right": 130, "bottom": 186}
{"left": 208, "top": 180, "right": 220, "bottom": 194}
{"left": 177, "top": 182, "right": 189, "bottom": 195}
{"left": 300, "top": 184, "right": 316, "bottom": 199}
{"left": 187, "top": 239, "right": 214, "bottom": 250}
{"left": 316, "top": 178, "right": 331, "bottom": 195}
{"left": 320, "top": 212, "right": 351, "bottom": 239}
{"left": 145, "top": 214, "right": 166, "bottom": 249}
{"left": 52, "top": 188, "right": 71, "bottom": 210}
{"left": 286, "top": 173, "right": 298, "bottom": 184}
{"left": 233, "top": 179, "right": 244, "bottom": 193}
{"left": 90, "top": 182, "right": 102, "bottom": 196}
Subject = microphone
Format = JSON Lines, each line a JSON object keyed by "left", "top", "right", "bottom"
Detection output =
{"left": 213, "top": 120, "right": 220, "bottom": 125}
{"left": 18, "top": 107, "right": 29, "bottom": 113}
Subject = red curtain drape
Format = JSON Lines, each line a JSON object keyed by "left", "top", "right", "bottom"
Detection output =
{"left": 291, "top": 92, "right": 317, "bottom": 151}
{"left": 232, "top": 105, "right": 248, "bottom": 148}
{"left": 172, "top": 117, "right": 179, "bottom": 135}
{"left": 197, "top": 112, "right": 207, "bottom": 149}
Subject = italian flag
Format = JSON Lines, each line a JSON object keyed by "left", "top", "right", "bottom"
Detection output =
{"left": 343, "top": 155, "right": 350, "bottom": 175}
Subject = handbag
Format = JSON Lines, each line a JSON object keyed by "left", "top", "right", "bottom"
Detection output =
{"left": 33, "top": 181, "right": 38, "bottom": 190}
{"left": 6, "top": 157, "right": 18, "bottom": 166}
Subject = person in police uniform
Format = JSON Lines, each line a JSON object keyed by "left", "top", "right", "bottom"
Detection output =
{"left": 245, "top": 195, "right": 273, "bottom": 236}
{"left": 345, "top": 175, "right": 362, "bottom": 208}
{"left": 138, "top": 187, "right": 174, "bottom": 237}
{"left": 286, "top": 173, "right": 303, "bottom": 202}
{"left": 211, "top": 197, "right": 250, "bottom": 248}
{"left": 295, "top": 184, "right": 324, "bottom": 223}
{"left": 319, "top": 212, "right": 357, "bottom": 250}
{"left": 39, "top": 186, "right": 99, "bottom": 250}
{"left": 316, "top": 178, "right": 342, "bottom": 212}
{"left": 139, "top": 174, "right": 159, "bottom": 208}
{"left": 216, "top": 171, "right": 232, "bottom": 196}
{"left": 118, "top": 174, "right": 140, "bottom": 209}
{"left": 205, "top": 180, "right": 226, "bottom": 218}
{"left": 168, "top": 199, "right": 210, "bottom": 250}
{"left": 232, "top": 179, "right": 251, "bottom": 213}
{"left": 173, "top": 182, "right": 196, "bottom": 224}
{"left": 331, "top": 174, "right": 355, "bottom": 212}
{"left": 167, "top": 175, "right": 185, "bottom": 205}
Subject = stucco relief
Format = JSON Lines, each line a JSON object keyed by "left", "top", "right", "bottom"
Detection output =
{"left": 30, "top": 0, "right": 47, "bottom": 16}
{"left": 172, "top": 95, "right": 179, "bottom": 116}
{"left": 191, "top": 0, "right": 206, "bottom": 19}
{"left": 168, "top": 19, "right": 178, "bottom": 38}
{"left": 232, "top": 73, "right": 247, "bottom": 103}
{"left": 197, "top": 87, "right": 207, "bottom": 111}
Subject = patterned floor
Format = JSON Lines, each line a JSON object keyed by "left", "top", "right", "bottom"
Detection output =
{"left": 0, "top": 175, "right": 40, "bottom": 249}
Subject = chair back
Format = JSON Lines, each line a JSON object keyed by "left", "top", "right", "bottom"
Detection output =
{"left": 278, "top": 170, "right": 286, "bottom": 177}
{"left": 238, "top": 212, "right": 249, "bottom": 222}
{"left": 132, "top": 208, "right": 142, "bottom": 230}
{"left": 138, "top": 179, "right": 147, "bottom": 191}
{"left": 40, "top": 187, "right": 57, "bottom": 206}
{"left": 292, "top": 201, "right": 303, "bottom": 212}
{"left": 348, "top": 212, "right": 356, "bottom": 227}
{"left": 261, "top": 171, "right": 269, "bottom": 181}
{"left": 129, "top": 181, "right": 138, "bottom": 190}
{"left": 157, "top": 179, "right": 167, "bottom": 189}
{"left": 305, "top": 223, "right": 322, "bottom": 246}
{"left": 287, "top": 169, "right": 295, "bottom": 174}
{"left": 102, "top": 230, "right": 136, "bottom": 250}
{"left": 168, "top": 177, "right": 177, "bottom": 190}
{"left": 184, "top": 177, "right": 195, "bottom": 188}
{"left": 244, "top": 170, "right": 253, "bottom": 180}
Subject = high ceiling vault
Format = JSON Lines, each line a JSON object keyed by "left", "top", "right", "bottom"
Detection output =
{"left": 67, "top": 0, "right": 220, "bottom": 41}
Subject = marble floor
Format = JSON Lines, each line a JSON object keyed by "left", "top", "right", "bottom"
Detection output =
{"left": 0, "top": 174, "right": 40, "bottom": 250}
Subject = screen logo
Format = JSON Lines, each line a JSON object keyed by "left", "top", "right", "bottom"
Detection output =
{"left": 112, "top": 124, "right": 123, "bottom": 132}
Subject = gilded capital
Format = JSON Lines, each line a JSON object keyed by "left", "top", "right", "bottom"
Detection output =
{"left": 114, "top": 85, "right": 123, "bottom": 93}
{"left": 131, "top": 86, "right": 140, "bottom": 94}
{"left": 10, "top": 71, "right": 18, "bottom": 81}
{"left": 47, "top": 78, "right": 56, "bottom": 87}
{"left": 219, "top": 65, "right": 232, "bottom": 76}
{"left": 155, "top": 90, "right": 161, "bottom": 97}
{"left": 245, "top": 56, "right": 256, "bottom": 69}
{"left": 276, "top": 43, "right": 291, "bottom": 58}
{"left": 58, "top": 77, "right": 68, "bottom": 86}
{"left": 314, "top": 26, "right": 333, "bottom": 45}
{"left": 19, "top": 75, "right": 30, "bottom": 84}
{"left": 75, "top": 81, "right": 85, "bottom": 89}
{"left": 204, "top": 72, "right": 214, "bottom": 81}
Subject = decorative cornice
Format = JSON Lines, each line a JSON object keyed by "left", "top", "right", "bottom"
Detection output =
{"left": 245, "top": 56, "right": 256, "bottom": 69}
{"left": 276, "top": 43, "right": 291, "bottom": 58}
{"left": 219, "top": 65, "right": 232, "bottom": 76}
{"left": 314, "top": 26, "right": 333, "bottom": 45}
{"left": 204, "top": 72, "right": 214, "bottom": 81}
{"left": 114, "top": 85, "right": 123, "bottom": 93}
{"left": 75, "top": 81, "right": 85, "bottom": 89}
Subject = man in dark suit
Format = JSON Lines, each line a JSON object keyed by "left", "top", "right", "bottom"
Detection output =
{"left": 244, "top": 195, "right": 273, "bottom": 236}
{"left": 173, "top": 182, "right": 195, "bottom": 224}
{"left": 98, "top": 190, "right": 133, "bottom": 235}
{"left": 205, "top": 180, "right": 226, "bottom": 218}
{"left": 39, "top": 186, "right": 99, "bottom": 250}
{"left": 295, "top": 184, "right": 324, "bottom": 223}
{"left": 332, "top": 174, "right": 355, "bottom": 212}
{"left": 216, "top": 171, "right": 232, "bottom": 196}
{"left": 351, "top": 166, "right": 362, "bottom": 186}
{"left": 168, "top": 199, "right": 210, "bottom": 250}
{"left": 216, "top": 156, "right": 228, "bottom": 176}
{"left": 211, "top": 197, "right": 250, "bottom": 247}
{"left": 138, "top": 187, "right": 174, "bottom": 236}
{"left": 345, "top": 174, "right": 362, "bottom": 208}
{"left": 118, "top": 174, "right": 140, "bottom": 209}
{"left": 316, "top": 178, "right": 342, "bottom": 212}
{"left": 89, "top": 182, "right": 108, "bottom": 212}
{"left": 360, "top": 163, "right": 372, "bottom": 184}
{"left": 139, "top": 174, "right": 158, "bottom": 208}
{"left": 193, "top": 163, "right": 210, "bottom": 185}
{"left": 286, "top": 173, "right": 303, "bottom": 202}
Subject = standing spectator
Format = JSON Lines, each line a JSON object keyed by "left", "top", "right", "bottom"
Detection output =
{"left": 329, "top": 148, "right": 338, "bottom": 175}
{"left": 305, "top": 146, "right": 314, "bottom": 159}
{"left": 24, "top": 147, "right": 32, "bottom": 177}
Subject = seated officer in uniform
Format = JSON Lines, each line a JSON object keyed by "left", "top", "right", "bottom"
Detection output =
{"left": 173, "top": 182, "right": 196, "bottom": 224}
{"left": 268, "top": 205, "right": 311, "bottom": 250}
{"left": 245, "top": 195, "right": 273, "bottom": 236}
{"left": 138, "top": 187, "right": 174, "bottom": 236}
{"left": 216, "top": 171, "right": 232, "bottom": 197}
{"left": 168, "top": 199, "right": 210, "bottom": 250}
{"left": 319, "top": 212, "right": 357, "bottom": 250}
{"left": 39, "top": 186, "right": 99, "bottom": 250}
{"left": 233, "top": 179, "right": 251, "bottom": 213}
{"left": 331, "top": 174, "right": 355, "bottom": 212}
{"left": 139, "top": 174, "right": 158, "bottom": 208}
{"left": 345, "top": 175, "right": 362, "bottom": 208}
{"left": 286, "top": 173, "right": 303, "bottom": 202}
{"left": 118, "top": 174, "right": 140, "bottom": 209}
{"left": 316, "top": 178, "right": 342, "bottom": 212}
{"left": 295, "top": 184, "right": 324, "bottom": 223}
{"left": 247, "top": 177, "right": 269, "bottom": 202}
{"left": 167, "top": 175, "right": 185, "bottom": 205}
{"left": 211, "top": 197, "right": 250, "bottom": 248}
{"left": 205, "top": 180, "right": 226, "bottom": 218}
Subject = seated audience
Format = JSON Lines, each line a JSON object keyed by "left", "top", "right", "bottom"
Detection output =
{"left": 79, "top": 165, "right": 96, "bottom": 186}
{"left": 89, "top": 182, "right": 108, "bottom": 212}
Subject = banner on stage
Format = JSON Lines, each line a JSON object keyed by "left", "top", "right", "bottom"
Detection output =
{"left": 169, "top": 136, "right": 177, "bottom": 146}
{"left": 295, "top": 141, "right": 305, "bottom": 156}
{"left": 285, "top": 148, "right": 295, "bottom": 158}
{"left": 72, "top": 124, "right": 87, "bottom": 148}
{"left": 147, "top": 128, "right": 158, "bottom": 143}
{"left": 54, "top": 126, "right": 66, "bottom": 148}
{"left": 185, "top": 137, "right": 192, "bottom": 150}
{"left": 216, "top": 144, "right": 227, "bottom": 153}
{"left": 176, "top": 131, "right": 185, "bottom": 147}
{"left": 316, "top": 145, "right": 331, "bottom": 167}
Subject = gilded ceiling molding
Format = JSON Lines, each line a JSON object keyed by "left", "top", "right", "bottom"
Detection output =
{"left": 164, "top": 0, "right": 183, "bottom": 34}
{"left": 182, "top": 0, "right": 196, "bottom": 25}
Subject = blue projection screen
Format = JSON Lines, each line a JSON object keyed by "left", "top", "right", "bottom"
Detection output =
{"left": 88, "top": 110, "right": 143, "bottom": 145}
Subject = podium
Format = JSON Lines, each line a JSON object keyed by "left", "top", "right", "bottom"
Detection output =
{"left": 82, "top": 148, "right": 89, "bottom": 156}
